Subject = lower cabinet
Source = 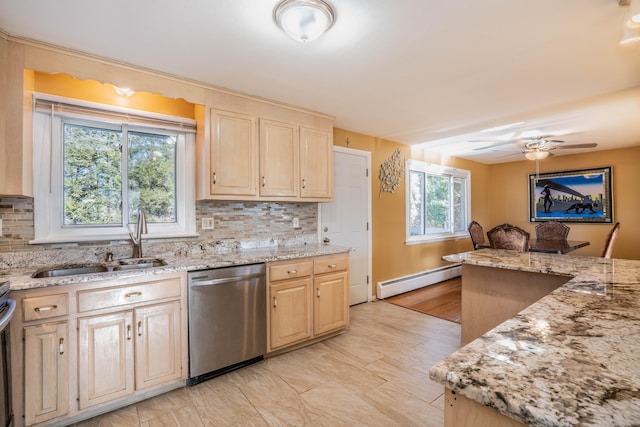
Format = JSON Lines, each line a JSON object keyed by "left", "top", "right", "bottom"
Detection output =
{"left": 10, "top": 272, "right": 187, "bottom": 427}
{"left": 24, "top": 322, "right": 69, "bottom": 426}
{"left": 267, "top": 253, "right": 349, "bottom": 353}
{"left": 78, "top": 301, "right": 182, "bottom": 409}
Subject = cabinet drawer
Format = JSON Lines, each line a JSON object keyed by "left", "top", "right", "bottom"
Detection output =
{"left": 269, "top": 261, "right": 313, "bottom": 282}
{"left": 23, "top": 293, "right": 69, "bottom": 321}
{"left": 77, "top": 277, "right": 181, "bottom": 312}
{"left": 314, "top": 254, "right": 348, "bottom": 275}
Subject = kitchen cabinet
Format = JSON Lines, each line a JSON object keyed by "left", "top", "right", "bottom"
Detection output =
{"left": 197, "top": 93, "right": 334, "bottom": 202}
{"left": 78, "top": 301, "right": 181, "bottom": 408}
{"left": 267, "top": 253, "right": 349, "bottom": 353}
{"left": 24, "top": 322, "right": 69, "bottom": 426}
{"left": 10, "top": 271, "right": 187, "bottom": 427}
{"left": 209, "top": 109, "right": 258, "bottom": 197}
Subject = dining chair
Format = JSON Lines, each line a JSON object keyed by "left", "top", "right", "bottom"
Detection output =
{"left": 487, "top": 223, "right": 530, "bottom": 252}
{"left": 535, "top": 221, "right": 570, "bottom": 241}
{"left": 601, "top": 222, "right": 620, "bottom": 258}
{"left": 467, "top": 220, "right": 486, "bottom": 249}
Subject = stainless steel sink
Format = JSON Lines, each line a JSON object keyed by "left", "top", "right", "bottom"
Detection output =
{"left": 32, "top": 264, "right": 109, "bottom": 278}
{"left": 114, "top": 258, "right": 167, "bottom": 270}
{"left": 31, "top": 258, "right": 167, "bottom": 278}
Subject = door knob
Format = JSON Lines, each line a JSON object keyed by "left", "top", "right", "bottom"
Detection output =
{"left": 323, "top": 237, "right": 331, "bottom": 244}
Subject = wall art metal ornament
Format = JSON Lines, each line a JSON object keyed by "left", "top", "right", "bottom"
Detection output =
{"left": 528, "top": 166, "right": 613, "bottom": 223}
{"left": 379, "top": 148, "right": 404, "bottom": 198}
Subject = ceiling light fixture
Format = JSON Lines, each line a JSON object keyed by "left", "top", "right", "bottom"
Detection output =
{"left": 627, "top": 0, "right": 640, "bottom": 27}
{"left": 524, "top": 150, "right": 550, "bottom": 161}
{"left": 274, "top": 0, "right": 335, "bottom": 43}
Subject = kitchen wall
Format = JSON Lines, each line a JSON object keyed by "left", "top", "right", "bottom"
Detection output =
{"left": 332, "top": 128, "right": 490, "bottom": 289}
{"left": 487, "top": 146, "right": 640, "bottom": 260}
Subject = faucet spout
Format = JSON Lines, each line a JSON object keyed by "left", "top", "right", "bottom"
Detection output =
{"left": 130, "top": 210, "right": 148, "bottom": 258}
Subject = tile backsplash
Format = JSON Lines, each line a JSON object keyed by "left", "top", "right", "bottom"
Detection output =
{"left": 0, "top": 196, "right": 318, "bottom": 254}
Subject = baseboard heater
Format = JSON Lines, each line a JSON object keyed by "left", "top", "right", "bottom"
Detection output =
{"left": 376, "top": 264, "right": 461, "bottom": 299}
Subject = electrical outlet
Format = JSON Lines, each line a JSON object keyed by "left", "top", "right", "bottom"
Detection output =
{"left": 293, "top": 217, "right": 300, "bottom": 228}
{"left": 201, "top": 217, "right": 214, "bottom": 230}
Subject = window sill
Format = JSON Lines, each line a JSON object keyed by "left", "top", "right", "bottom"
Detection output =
{"left": 405, "top": 234, "right": 468, "bottom": 245}
{"left": 30, "top": 232, "right": 200, "bottom": 245}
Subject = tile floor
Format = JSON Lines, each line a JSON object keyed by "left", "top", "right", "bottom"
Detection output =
{"left": 73, "top": 300, "right": 461, "bottom": 427}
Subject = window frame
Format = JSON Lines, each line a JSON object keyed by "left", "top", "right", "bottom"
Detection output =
{"left": 32, "top": 95, "right": 196, "bottom": 244}
{"left": 405, "top": 159, "right": 471, "bottom": 244}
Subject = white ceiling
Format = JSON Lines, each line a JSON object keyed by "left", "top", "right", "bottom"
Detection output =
{"left": 1, "top": 0, "right": 640, "bottom": 164}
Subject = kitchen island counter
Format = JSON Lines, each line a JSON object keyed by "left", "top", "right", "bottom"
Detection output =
{"left": 429, "top": 249, "right": 640, "bottom": 426}
{"left": 3, "top": 244, "right": 350, "bottom": 291}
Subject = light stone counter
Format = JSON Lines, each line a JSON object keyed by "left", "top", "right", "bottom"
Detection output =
{"left": 429, "top": 248, "right": 640, "bottom": 426}
{"left": 2, "top": 244, "right": 350, "bottom": 291}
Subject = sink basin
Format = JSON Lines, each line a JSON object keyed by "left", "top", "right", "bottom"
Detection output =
{"left": 115, "top": 258, "right": 167, "bottom": 270}
{"left": 32, "top": 264, "right": 109, "bottom": 278}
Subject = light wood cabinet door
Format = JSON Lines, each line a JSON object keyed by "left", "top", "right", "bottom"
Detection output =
{"left": 259, "top": 119, "right": 299, "bottom": 198}
{"left": 135, "top": 302, "right": 182, "bottom": 390}
{"left": 314, "top": 271, "right": 349, "bottom": 335}
{"left": 299, "top": 127, "right": 333, "bottom": 200}
{"left": 24, "top": 322, "right": 69, "bottom": 426}
{"left": 78, "top": 311, "right": 134, "bottom": 409}
{"left": 268, "top": 278, "right": 312, "bottom": 351}
{"left": 209, "top": 109, "right": 258, "bottom": 196}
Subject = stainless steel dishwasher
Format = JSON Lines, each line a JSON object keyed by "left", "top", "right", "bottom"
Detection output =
{"left": 187, "top": 263, "right": 266, "bottom": 386}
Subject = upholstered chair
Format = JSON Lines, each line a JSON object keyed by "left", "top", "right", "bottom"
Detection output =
{"left": 467, "top": 220, "right": 486, "bottom": 249}
{"left": 601, "top": 222, "right": 620, "bottom": 258}
{"left": 535, "top": 221, "right": 570, "bottom": 241}
{"left": 487, "top": 223, "right": 530, "bottom": 252}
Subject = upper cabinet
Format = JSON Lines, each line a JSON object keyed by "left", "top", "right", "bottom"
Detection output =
{"left": 198, "top": 91, "right": 334, "bottom": 202}
{"left": 0, "top": 38, "right": 33, "bottom": 196}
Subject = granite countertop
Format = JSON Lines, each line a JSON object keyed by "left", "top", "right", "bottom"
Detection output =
{"left": 429, "top": 249, "right": 640, "bottom": 426}
{"left": 3, "top": 244, "right": 350, "bottom": 291}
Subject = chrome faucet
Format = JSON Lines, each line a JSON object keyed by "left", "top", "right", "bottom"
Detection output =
{"left": 129, "top": 210, "right": 148, "bottom": 258}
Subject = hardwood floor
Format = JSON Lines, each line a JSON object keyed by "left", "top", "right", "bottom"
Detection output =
{"left": 384, "top": 278, "right": 462, "bottom": 324}
{"left": 73, "top": 301, "right": 461, "bottom": 427}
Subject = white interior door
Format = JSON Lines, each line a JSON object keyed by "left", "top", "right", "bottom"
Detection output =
{"left": 320, "top": 147, "right": 371, "bottom": 305}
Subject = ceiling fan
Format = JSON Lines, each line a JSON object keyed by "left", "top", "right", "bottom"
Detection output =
{"left": 471, "top": 134, "right": 598, "bottom": 160}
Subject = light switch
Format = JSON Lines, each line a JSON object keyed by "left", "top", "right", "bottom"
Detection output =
{"left": 201, "top": 217, "right": 214, "bottom": 230}
{"left": 293, "top": 217, "right": 300, "bottom": 228}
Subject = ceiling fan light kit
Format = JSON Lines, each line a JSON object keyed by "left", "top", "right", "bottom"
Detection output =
{"left": 524, "top": 150, "right": 550, "bottom": 161}
{"left": 274, "top": 0, "right": 335, "bottom": 43}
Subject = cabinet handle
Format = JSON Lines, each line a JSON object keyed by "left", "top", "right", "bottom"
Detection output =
{"left": 302, "top": 178, "right": 306, "bottom": 189}
{"left": 273, "top": 297, "right": 277, "bottom": 308}
{"left": 125, "top": 291, "right": 142, "bottom": 298}
{"left": 317, "top": 288, "right": 320, "bottom": 298}
{"left": 287, "top": 269, "right": 297, "bottom": 275}
{"left": 262, "top": 176, "right": 266, "bottom": 187}
{"left": 212, "top": 172, "right": 217, "bottom": 184}
{"left": 127, "top": 325, "right": 132, "bottom": 340}
{"left": 328, "top": 264, "right": 337, "bottom": 268}
{"left": 59, "top": 338, "right": 64, "bottom": 355}
{"left": 137, "top": 320, "right": 142, "bottom": 336}
{"left": 34, "top": 304, "right": 58, "bottom": 312}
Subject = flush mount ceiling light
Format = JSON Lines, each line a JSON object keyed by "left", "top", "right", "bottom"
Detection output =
{"left": 274, "top": 0, "right": 335, "bottom": 43}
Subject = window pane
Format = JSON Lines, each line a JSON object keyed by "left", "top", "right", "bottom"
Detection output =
{"left": 128, "top": 131, "right": 177, "bottom": 224}
{"left": 453, "top": 177, "right": 465, "bottom": 232}
{"left": 426, "top": 174, "right": 450, "bottom": 234}
{"left": 63, "top": 123, "right": 122, "bottom": 225}
{"left": 409, "top": 171, "right": 425, "bottom": 236}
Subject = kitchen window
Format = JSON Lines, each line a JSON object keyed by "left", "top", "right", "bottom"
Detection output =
{"left": 405, "top": 159, "right": 470, "bottom": 244}
{"left": 32, "top": 95, "right": 196, "bottom": 243}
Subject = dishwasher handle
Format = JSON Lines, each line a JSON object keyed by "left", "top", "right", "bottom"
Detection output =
{"left": 190, "top": 273, "right": 265, "bottom": 287}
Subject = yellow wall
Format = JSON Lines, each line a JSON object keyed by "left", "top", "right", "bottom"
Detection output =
{"left": 333, "top": 128, "right": 490, "bottom": 293}
{"left": 32, "top": 71, "right": 196, "bottom": 119}
{"left": 334, "top": 128, "right": 639, "bottom": 298}
{"left": 487, "top": 146, "right": 640, "bottom": 260}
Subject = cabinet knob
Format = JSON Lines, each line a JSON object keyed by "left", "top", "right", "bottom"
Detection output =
{"left": 137, "top": 320, "right": 143, "bottom": 336}
{"left": 273, "top": 297, "right": 278, "bottom": 308}
{"left": 59, "top": 338, "right": 64, "bottom": 355}
{"left": 316, "top": 288, "right": 320, "bottom": 298}
{"left": 125, "top": 291, "right": 142, "bottom": 298}
{"left": 287, "top": 269, "right": 298, "bottom": 275}
{"left": 212, "top": 172, "right": 217, "bottom": 184}
{"left": 328, "top": 264, "right": 337, "bottom": 268}
{"left": 302, "top": 179, "right": 306, "bottom": 189}
{"left": 262, "top": 176, "right": 266, "bottom": 187}
{"left": 127, "top": 324, "right": 132, "bottom": 340}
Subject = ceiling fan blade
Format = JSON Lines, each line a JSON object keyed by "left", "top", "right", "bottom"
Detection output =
{"left": 547, "top": 139, "right": 565, "bottom": 143}
{"left": 555, "top": 143, "right": 598, "bottom": 149}
{"left": 471, "top": 140, "right": 519, "bottom": 151}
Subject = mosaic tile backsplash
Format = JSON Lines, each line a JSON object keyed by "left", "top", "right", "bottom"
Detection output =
{"left": 0, "top": 196, "right": 319, "bottom": 266}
